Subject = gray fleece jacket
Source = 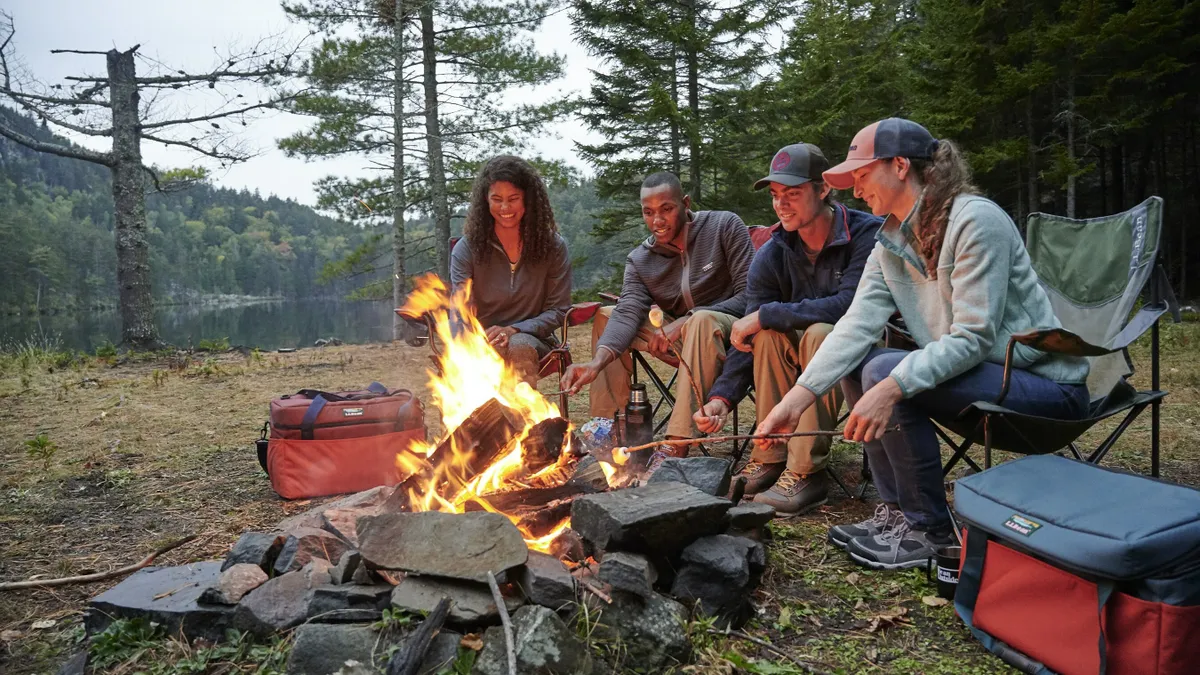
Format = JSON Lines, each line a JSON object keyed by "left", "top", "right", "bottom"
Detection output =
{"left": 597, "top": 210, "right": 754, "bottom": 357}
{"left": 449, "top": 234, "right": 572, "bottom": 340}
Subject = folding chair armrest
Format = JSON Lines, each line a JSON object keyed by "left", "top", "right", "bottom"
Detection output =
{"left": 566, "top": 302, "right": 601, "bottom": 327}
{"left": 1108, "top": 302, "right": 1169, "bottom": 351}
{"left": 598, "top": 292, "right": 620, "bottom": 302}
{"left": 1010, "top": 328, "right": 1114, "bottom": 358}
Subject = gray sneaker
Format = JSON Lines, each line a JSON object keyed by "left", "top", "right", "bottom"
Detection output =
{"left": 752, "top": 470, "right": 828, "bottom": 516}
{"left": 828, "top": 503, "right": 902, "bottom": 551}
{"left": 846, "top": 519, "right": 955, "bottom": 571}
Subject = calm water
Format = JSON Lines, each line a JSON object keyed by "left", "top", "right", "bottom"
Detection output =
{"left": 0, "top": 299, "right": 399, "bottom": 352}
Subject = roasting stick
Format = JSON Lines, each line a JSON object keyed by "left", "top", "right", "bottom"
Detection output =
{"left": 648, "top": 308, "right": 706, "bottom": 409}
{"left": 486, "top": 571, "right": 517, "bottom": 675}
{"left": 615, "top": 427, "right": 901, "bottom": 456}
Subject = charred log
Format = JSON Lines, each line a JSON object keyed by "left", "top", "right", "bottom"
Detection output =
{"left": 520, "top": 416, "right": 570, "bottom": 473}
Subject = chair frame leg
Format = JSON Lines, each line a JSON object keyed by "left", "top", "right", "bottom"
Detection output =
{"left": 1151, "top": 320, "right": 1161, "bottom": 477}
{"left": 1088, "top": 402, "right": 1151, "bottom": 465}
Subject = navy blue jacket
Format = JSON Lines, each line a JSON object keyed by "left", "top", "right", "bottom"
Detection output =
{"left": 708, "top": 202, "right": 882, "bottom": 406}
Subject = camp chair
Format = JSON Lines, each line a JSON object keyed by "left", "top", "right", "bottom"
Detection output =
{"left": 398, "top": 237, "right": 601, "bottom": 414}
{"left": 936, "top": 196, "right": 1180, "bottom": 478}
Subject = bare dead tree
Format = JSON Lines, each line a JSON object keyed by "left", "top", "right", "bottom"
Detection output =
{"left": 0, "top": 12, "right": 306, "bottom": 349}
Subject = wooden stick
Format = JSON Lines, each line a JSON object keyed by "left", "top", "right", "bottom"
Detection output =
{"left": 656, "top": 325, "right": 706, "bottom": 410}
{"left": 0, "top": 535, "right": 198, "bottom": 592}
{"left": 578, "top": 577, "right": 612, "bottom": 604}
{"left": 386, "top": 597, "right": 451, "bottom": 675}
{"left": 708, "top": 628, "right": 837, "bottom": 675}
{"left": 487, "top": 571, "right": 517, "bottom": 675}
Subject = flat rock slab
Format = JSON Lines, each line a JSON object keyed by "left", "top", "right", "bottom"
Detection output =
{"left": 473, "top": 605, "right": 592, "bottom": 675}
{"left": 726, "top": 503, "right": 776, "bottom": 530}
{"left": 200, "top": 563, "right": 267, "bottom": 605}
{"left": 277, "top": 485, "right": 396, "bottom": 534}
{"left": 586, "top": 590, "right": 690, "bottom": 670}
{"left": 516, "top": 551, "right": 577, "bottom": 611}
{"left": 570, "top": 482, "right": 731, "bottom": 556}
{"left": 308, "top": 583, "right": 394, "bottom": 623}
{"left": 221, "top": 532, "right": 285, "bottom": 573}
{"left": 646, "top": 457, "right": 732, "bottom": 496}
{"left": 85, "top": 562, "right": 231, "bottom": 642}
{"left": 358, "top": 511, "right": 528, "bottom": 583}
{"left": 390, "top": 575, "right": 522, "bottom": 626}
{"left": 274, "top": 527, "right": 351, "bottom": 575}
{"left": 234, "top": 565, "right": 330, "bottom": 637}
{"left": 598, "top": 551, "right": 657, "bottom": 598}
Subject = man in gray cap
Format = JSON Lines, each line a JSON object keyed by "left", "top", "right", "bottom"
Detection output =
{"left": 694, "top": 143, "right": 882, "bottom": 515}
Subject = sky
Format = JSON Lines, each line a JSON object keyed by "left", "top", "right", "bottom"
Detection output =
{"left": 3, "top": 0, "right": 600, "bottom": 206}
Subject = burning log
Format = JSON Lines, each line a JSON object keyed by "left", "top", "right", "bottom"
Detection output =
{"left": 520, "top": 416, "right": 570, "bottom": 473}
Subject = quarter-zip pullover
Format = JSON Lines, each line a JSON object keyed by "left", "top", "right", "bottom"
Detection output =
{"left": 449, "top": 233, "right": 572, "bottom": 339}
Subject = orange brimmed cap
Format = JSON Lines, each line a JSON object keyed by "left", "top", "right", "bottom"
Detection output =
{"left": 823, "top": 118, "right": 938, "bottom": 190}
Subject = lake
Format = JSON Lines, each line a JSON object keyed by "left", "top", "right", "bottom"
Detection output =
{"left": 0, "top": 299, "right": 401, "bottom": 352}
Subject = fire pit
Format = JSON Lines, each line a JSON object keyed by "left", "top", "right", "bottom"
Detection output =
{"left": 81, "top": 276, "right": 776, "bottom": 674}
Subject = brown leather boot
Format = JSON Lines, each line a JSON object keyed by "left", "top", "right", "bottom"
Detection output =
{"left": 753, "top": 470, "right": 828, "bottom": 517}
{"left": 734, "top": 460, "right": 786, "bottom": 497}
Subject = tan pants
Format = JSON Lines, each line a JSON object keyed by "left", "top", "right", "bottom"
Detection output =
{"left": 588, "top": 307, "right": 735, "bottom": 438}
{"left": 749, "top": 323, "right": 842, "bottom": 474}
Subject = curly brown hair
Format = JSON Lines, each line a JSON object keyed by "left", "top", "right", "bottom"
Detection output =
{"left": 907, "top": 139, "right": 981, "bottom": 279}
{"left": 463, "top": 155, "right": 558, "bottom": 267}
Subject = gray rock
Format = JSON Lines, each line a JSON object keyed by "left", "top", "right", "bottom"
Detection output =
{"left": 277, "top": 485, "right": 396, "bottom": 533}
{"left": 85, "top": 562, "right": 232, "bottom": 642}
{"left": 548, "top": 529, "right": 586, "bottom": 563}
{"left": 669, "top": 534, "right": 764, "bottom": 629}
{"left": 598, "top": 551, "right": 657, "bottom": 598}
{"left": 234, "top": 566, "right": 327, "bottom": 636}
{"left": 646, "top": 457, "right": 732, "bottom": 496}
{"left": 586, "top": 591, "right": 690, "bottom": 670}
{"left": 358, "top": 512, "right": 528, "bottom": 584}
{"left": 200, "top": 563, "right": 268, "bottom": 604}
{"left": 473, "top": 606, "right": 592, "bottom": 675}
{"left": 330, "top": 550, "right": 362, "bottom": 585}
{"left": 569, "top": 483, "right": 731, "bottom": 556}
{"left": 725, "top": 502, "right": 776, "bottom": 530}
{"left": 390, "top": 576, "right": 522, "bottom": 626}
{"left": 350, "top": 561, "right": 375, "bottom": 585}
{"left": 274, "top": 527, "right": 352, "bottom": 575}
{"left": 56, "top": 650, "right": 87, "bottom": 675}
{"left": 221, "top": 532, "right": 286, "bottom": 573}
{"left": 415, "top": 631, "right": 463, "bottom": 675}
{"left": 516, "top": 551, "right": 577, "bottom": 611}
{"left": 307, "top": 584, "right": 394, "bottom": 623}
{"left": 286, "top": 623, "right": 387, "bottom": 674}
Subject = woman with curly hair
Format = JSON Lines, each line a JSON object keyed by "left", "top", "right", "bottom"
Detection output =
{"left": 451, "top": 155, "right": 572, "bottom": 384}
{"left": 755, "top": 118, "right": 1090, "bottom": 570}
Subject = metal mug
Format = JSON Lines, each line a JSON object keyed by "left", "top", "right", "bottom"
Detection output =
{"left": 926, "top": 545, "right": 962, "bottom": 600}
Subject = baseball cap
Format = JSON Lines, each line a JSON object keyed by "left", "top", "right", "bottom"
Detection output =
{"left": 823, "top": 118, "right": 939, "bottom": 190}
{"left": 752, "top": 143, "right": 831, "bottom": 191}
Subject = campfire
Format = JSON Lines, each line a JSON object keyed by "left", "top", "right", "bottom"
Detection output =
{"left": 390, "top": 275, "right": 610, "bottom": 552}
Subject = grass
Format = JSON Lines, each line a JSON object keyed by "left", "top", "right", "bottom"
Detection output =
{"left": 1, "top": 321, "right": 1198, "bottom": 673}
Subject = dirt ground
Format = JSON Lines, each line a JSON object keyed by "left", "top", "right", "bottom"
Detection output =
{"left": 1, "top": 320, "right": 1198, "bottom": 674}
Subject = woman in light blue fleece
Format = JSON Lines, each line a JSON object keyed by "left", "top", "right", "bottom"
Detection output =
{"left": 755, "top": 118, "right": 1090, "bottom": 571}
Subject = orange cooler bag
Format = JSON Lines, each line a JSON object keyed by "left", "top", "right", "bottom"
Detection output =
{"left": 259, "top": 382, "right": 427, "bottom": 499}
{"left": 954, "top": 456, "right": 1200, "bottom": 675}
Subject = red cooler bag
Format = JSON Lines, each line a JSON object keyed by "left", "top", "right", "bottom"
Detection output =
{"left": 258, "top": 382, "right": 427, "bottom": 499}
{"left": 954, "top": 455, "right": 1200, "bottom": 675}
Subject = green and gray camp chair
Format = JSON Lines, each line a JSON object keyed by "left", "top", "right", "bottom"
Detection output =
{"left": 938, "top": 196, "right": 1180, "bottom": 478}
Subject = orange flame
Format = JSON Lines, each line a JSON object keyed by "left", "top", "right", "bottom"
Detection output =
{"left": 398, "top": 275, "right": 572, "bottom": 552}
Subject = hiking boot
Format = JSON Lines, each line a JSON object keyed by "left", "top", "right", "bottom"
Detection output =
{"left": 828, "top": 503, "right": 902, "bottom": 551}
{"left": 734, "top": 461, "right": 786, "bottom": 497}
{"left": 846, "top": 519, "right": 955, "bottom": 571}
{"left": 752, "top": 470, "right": 828, "bottom": 516}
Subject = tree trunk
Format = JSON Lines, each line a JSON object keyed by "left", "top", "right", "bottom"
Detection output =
{"left": 392, "top": 0, "right": 407, "bottom": 340}
{"left": 1026, "top": 97, "right": 1039, "bottom": 216}
{"left": 107, "top": 48, "right": 159, "bottom": 349}
{"left": 1110, "top": 144, "right": 1125, "bottom": 211}
{"left": 669, "top": 47, "right": 681, "bottom": 177}
{"left": 421, "top": 3, "right": 451, "bottom": 282}
{"left": 685, "top": 2, "right": 701, "bottom": 205}
{"left": 1065, "top": 73, "right": 1076, "bottom": 218}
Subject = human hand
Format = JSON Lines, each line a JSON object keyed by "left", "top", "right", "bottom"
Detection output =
{"left": 693, "top": 399, "right": 730, "bottom": 434}
{"left": 844, "top": 376, "right": 903, "bottom": 443}
{"left": 754, "top": 385, "right": 817, "bottom": 450}
{"left": 647, "top": 316, "right": 686, "bottom": 360}
{"left": 485, "top": 325, "right": 519, "bottom": 349}
{"left": 561, "top": 362, "right": 600, "bottom": 394}
{"left": 730, "top": 311, "right": 762, "bottom": 353}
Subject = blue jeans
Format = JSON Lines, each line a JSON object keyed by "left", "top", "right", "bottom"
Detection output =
{"left": 841, "top": 348, "right": 1090, "bottom": 533}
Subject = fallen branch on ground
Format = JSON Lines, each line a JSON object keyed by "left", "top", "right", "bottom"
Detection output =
{"left": 0, "top": 535, "right": 199, "bottom": 592}
{"left": 487, "top": 571, "right": 517, "bottom": 675}
{"left": 386, "top": 596, "right": 451, "bottom": 675}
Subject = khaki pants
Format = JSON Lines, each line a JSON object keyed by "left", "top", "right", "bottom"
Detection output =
{"left": 588, "top": 307, "right": 735, "bottom": 438}
{"left": 749, "top": 323, "right": 842, "bottom": 474}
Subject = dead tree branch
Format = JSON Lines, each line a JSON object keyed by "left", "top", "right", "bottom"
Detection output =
{"left": 0, "top": 535, "right": 199, "bottom": 591}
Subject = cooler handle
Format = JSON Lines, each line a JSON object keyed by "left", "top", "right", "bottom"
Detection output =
{"left": 299, "top": 395, "right": 328, "bottom": 440}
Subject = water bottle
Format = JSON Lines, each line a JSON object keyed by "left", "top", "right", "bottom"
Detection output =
{"left": 624, "top": 383, "right": 654, "bottom": 447}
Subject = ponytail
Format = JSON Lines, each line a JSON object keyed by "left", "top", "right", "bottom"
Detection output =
{"left": 908, "top": 140, "right": 979, "bottom": 278}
